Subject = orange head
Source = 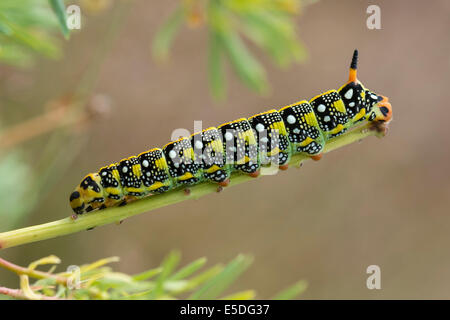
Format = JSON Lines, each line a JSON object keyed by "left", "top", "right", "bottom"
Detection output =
{"left": 373, "top": 95, "right": 392, "bottom": 122}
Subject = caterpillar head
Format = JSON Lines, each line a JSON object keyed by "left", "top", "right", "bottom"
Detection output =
{"left": 338, "top": 50, "right": 392, "bottom": 124}
{"left": 69, "top": 173, "right": 104, "bottom": 215}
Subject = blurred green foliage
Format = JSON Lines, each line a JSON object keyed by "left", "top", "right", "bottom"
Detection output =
{"left": 0, "top": 117, "right": 88, "bottom": 232}
{"left": 0, "top": 151, "right": 35, "bottom": 231}
{"left": 0, "top": 251, "right": 307, "bottom": 300}
{"left": 152, "top": 0, "right": 309, "bottom": 99}
{"left": 0, "top": 0, "right": 311, "bottom": 230}
{"left": 0, "top": 1, "right": 311, "bottom": 300}
{"left": 0, "top": 0, "right": 312, "bottom": 234}
{"left": 48, "top": 0, "right": 70, "bottom": 39}
{"left": 0, "top": 0, "right": 68, "bottom": 67}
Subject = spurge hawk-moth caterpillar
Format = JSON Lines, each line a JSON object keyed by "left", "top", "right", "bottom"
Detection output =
{"left": 69, "top": 50, "right": 393, "bottom": 216}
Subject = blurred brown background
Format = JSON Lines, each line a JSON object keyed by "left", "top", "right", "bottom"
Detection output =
{"left": 1, "top": 0, "right": 450, "bottom": 299}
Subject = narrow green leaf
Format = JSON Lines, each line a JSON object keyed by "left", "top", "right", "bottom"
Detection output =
{"left": 240, "top": 15, "right": 289, "bottom": 67}
{"left": 189, "top": 255, "right": 253, "bottom": 300}
{"left": 240, "top": 11, "right": 307, "bottom": 67}
{"left": 0, "top": 19, "right": 61, "bottom": 58}
{"left": 163, "top": 279, "right": 189, "bottom": 292}
{"left": 220, "top": 31, "right": 268, "bottom": 94}
{"left": 272, "top": 280, "right": 308, "bottom": 300}
{"left": 132, "top": 267, "right": 162, "bottom": 281}
{"left": 95, "top": 279, "right": 152, "bottom": 294}
{"left": 171, "top": 265, "right": 223, "bottom": 295}
{"left": 170, "top": 257, "right": 207, "bottom": 281}
{"left": 152, "top": 6, "right": 185, "bottom": 61}
{"left": 48, "top": 0, "right": 70, "bottom": 39}
{"left": 208, "top": 31, "right": 226, "bottom": 100}
{"left": 151, "top": 251, "right": 181, "bottom": 298}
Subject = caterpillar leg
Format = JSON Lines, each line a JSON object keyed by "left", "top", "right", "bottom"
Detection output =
{"left": 279, "top": 164, "right": 289, "bottom": 171}
{"left": 249, "top": 170, "right": 261, "bottom": 178}
{"left": 216, "top": 178, "right": 230, "bottom": 193}
{"left": 118, "top": 200, "right": 127, "bottom": 207}
{"left": 218, "top": 179, "right": 230, "bottom": 187}
{"left": 311, "top": 153, "right": 323, "bottom": 161}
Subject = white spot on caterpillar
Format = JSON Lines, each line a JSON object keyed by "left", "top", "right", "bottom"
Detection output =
{"left": 255, "top": 123, "right": 265, "bottom": 132}
{"left": 260, "top": 137, "right": 269, "bottom": 143}
{"left": 195, "top": 141, "right": 203, "bottom": 149}
{"left": 286, "top": 115, "right": 296, "bottom": 124}
{"left": 344, "top": 88, "right": 353, "bottom": 99}
{"left": 142, "top": 160, "right": 149, "bottom": 167}
{"left": 122, "top": 166, "right": 128, "bottom": 173}
{"left": 293, "top": 128, "right": 300, "bottom": 134}
{"left": 102, "top": 172, "right": 107, "bottom": 176}
{"left": 224, "top": 132, "right": 233, "bottom": 141}
{"left": 349, "top": 102, "right": 355, "bottom": 107}
{"left": 324, "top": 116, "right": 331, "bottom": 122}
{"left": 169, "top": 150, "right": 176, "bottom": 159}
{"left": 371, "top": 94, "right": 378, "bottom": 99}
{"left": 317, "top": 104, "right": 326, "bottom": 113}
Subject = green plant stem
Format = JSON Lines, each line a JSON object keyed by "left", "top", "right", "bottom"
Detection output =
{"left": 0, "top": 286, "right": 63, "bottom": 300}
{"left": 0, "top": 122, "right": 386, "bottom": 250}
{"left": 0, "top": 257, "right": 67, "bottom": 284}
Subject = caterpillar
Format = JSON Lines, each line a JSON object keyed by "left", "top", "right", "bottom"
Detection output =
{"left": 69, "top": 50, "right": 392, "bottom": 216}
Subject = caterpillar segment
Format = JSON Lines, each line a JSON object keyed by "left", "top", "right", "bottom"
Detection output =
{"left": 247, "top": 110, "right": 291, "bottom": 168}
{"left": 338, "top": 81, "right": 367, "bottom": 123}
{"left": 190, "top": 127, "right": 231, "bottom": 185}
{"left": 309, "top": 90, "right": 349, "bottom": 139}
{"left": 163, "top": 137, "right": 202, "bottom": 187}
{"left": 69, "top": 50, "right": 393, "bottom": 215}
{"left": 98, "top": 164, "right": 124, "bottom": 207}
{"left": 279, "top": 100, "right": 325, "bottom": 157}
{"left": 116, "top": 156, "right": 146, "bottom": 201}
{"left": 137, "top": 148, "right": 172, "bottom": 194}
{"left": 217, "top": 118, "right": 260, "bottom": 175}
